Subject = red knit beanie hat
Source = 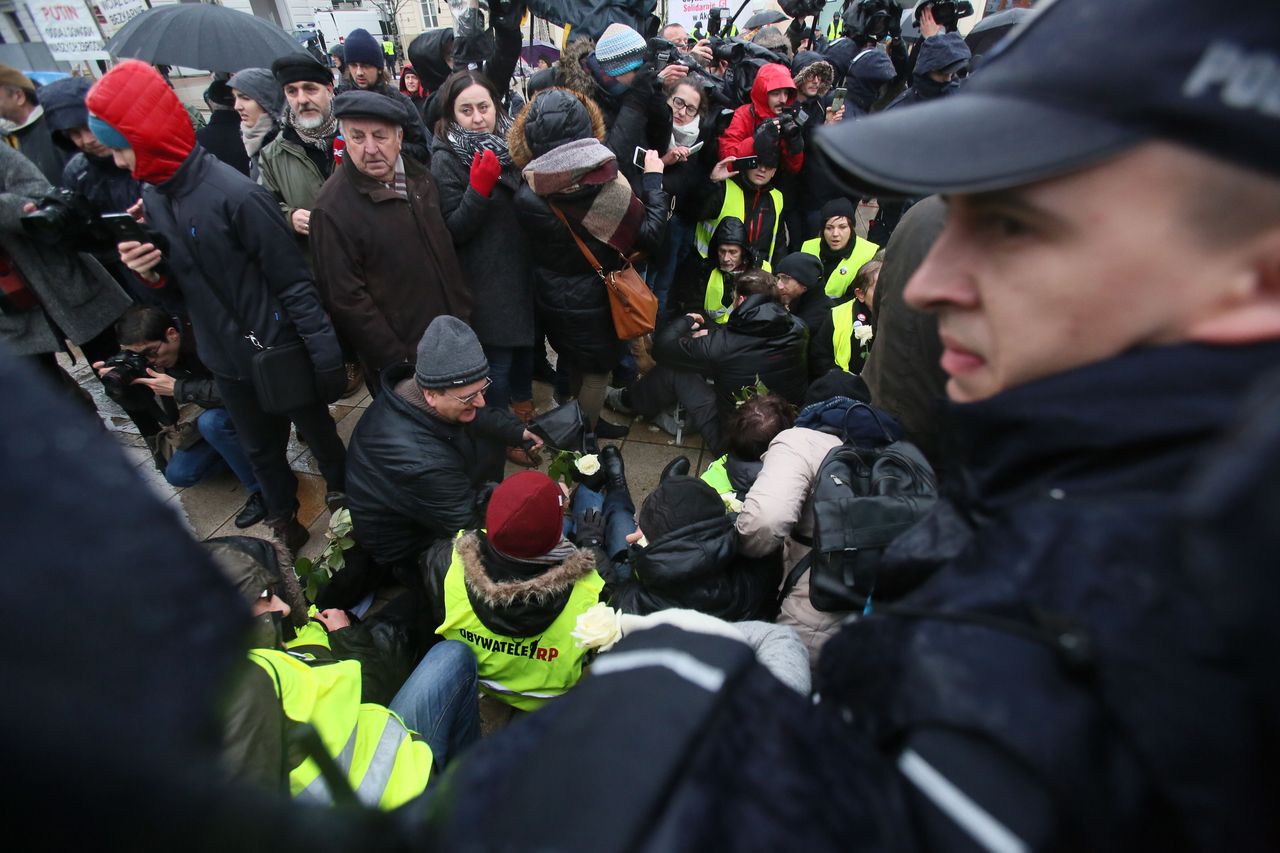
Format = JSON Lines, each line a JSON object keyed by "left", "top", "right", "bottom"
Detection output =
{"left": 486, "top": 471, "right": 564, "bottom": 559}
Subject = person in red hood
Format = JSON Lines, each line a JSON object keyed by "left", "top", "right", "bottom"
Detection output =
{"left": 86, "top": 60, "right": 349, "bottom": 554}
{"left": 718, "top": 63, "right": 804, "bottom": 175}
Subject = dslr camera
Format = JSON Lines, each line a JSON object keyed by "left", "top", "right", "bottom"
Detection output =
{"left": 20, "top": 188, "right": 117, "bottom": 253}
{"left": 843, "top": 0, "right": 903, "bottom": 43}
{"left": 916, "top": 0, "right": 974, "bottom": 30}
{"left": 779, "top": 0, "right": 826, "bottom": 19}
{"left": 98, "top": 349, "right": 153, "bottom": 405}
{"left": 646, "top": 37, "right": 680, "bottom": 72}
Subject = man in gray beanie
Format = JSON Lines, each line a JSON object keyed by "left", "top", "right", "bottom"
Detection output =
{"left": 344, "top": 315, "right": 544, "bottom": 576}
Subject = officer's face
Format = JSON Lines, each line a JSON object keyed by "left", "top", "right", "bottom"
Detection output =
{"left": 905, "top": 142, "right": 1271, "bottom": 403}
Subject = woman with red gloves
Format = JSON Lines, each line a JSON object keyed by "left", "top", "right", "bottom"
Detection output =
{"left": 429, "top": 69, "right": 539, "bottom": 466}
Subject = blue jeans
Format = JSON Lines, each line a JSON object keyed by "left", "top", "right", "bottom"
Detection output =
{"left": 484, "top": 345, "right": 534, "bottom": 410}
{"left": 164, "top": 408, "right": 260, "bottom": 492}
{"left": 389, "top": 639, "right": 481, "bottom": 770}
{"left": 648, "top": 215, "right": 695, "bottom": 320}
{"left": 567, "top": 483, "right": 637, "bottom": 567}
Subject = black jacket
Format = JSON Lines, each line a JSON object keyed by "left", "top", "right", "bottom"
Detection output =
{"left": 695, "top": 176, "right": 789, "bottom": 269}
{"left": 788, "top": 283, "right": 834, "bottom": 336}
{"left": 515, "top": 173, "right": 669, "bottom": 373}
{"left": 653, "top": 294, "right": 809, "bottom": 416}
{"left": 345, "top": 364, "right": 525, "bottom": 570}
{"left": 142, "top": 146, "right": 343, "bottom": 382}
{"left": 608, "top": 514, "right": 779, "bottom": 622}
{"left": 428, "top": 134, "right": 535, "bottom": 347}
{"left": 420, "top": 530, "right": 601, "bottom": 638}
{"left": 195, "top": 110, "right": 250, "bottom": 176}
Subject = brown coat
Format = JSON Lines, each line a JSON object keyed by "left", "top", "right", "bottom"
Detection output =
{"left": 310, "top": 153, "right": 470, "bottom": 372}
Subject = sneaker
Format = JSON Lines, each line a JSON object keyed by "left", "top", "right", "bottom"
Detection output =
{"left": 605, "top": 386, "right": 634, "bottom": 416}
{"left": 652, "top": 409, "right": 684, "bottom": 437}
{"left": 594, "top": 418, "right": 631, "bottom": 440}
{"left": 234, "top": 491, "right": 267, "bottom": 529}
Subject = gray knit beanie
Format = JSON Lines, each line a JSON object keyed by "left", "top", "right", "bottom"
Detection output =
{"left": 228, "top": 67, "right": 285, "bottom": 119}
{"left": 416, "top": 315, "right": 489, "bottom": 388}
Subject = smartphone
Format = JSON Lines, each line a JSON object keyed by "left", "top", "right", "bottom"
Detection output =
{"left": 830, "top": 87, "right": 847, "bottom": 113}
{"left": 101, "top": 212, "right": 150, "bottom": 245}
{"left": 687, "top": 140, "right": 705, "bottom": 155}
{"left": 731, "top": 155, "right": 758, "bottom": 172}
{"left": 632, "top": 145, "right": 648, "bottom": 170}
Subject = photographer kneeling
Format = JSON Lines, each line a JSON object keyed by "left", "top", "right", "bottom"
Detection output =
{"left": 95, "top": 305, "right": 265, "bottom": 528}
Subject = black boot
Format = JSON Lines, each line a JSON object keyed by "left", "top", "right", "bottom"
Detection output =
{"left": 234, "top": 491, "right": 267, "bottom": 528}
{"left": 594, "top": 418, "right": 630, "bottom": 440}
{"left": 660, "top": 455, "right": 691, "bottom": 482}
{"left": 600, "top": 445, "right": 628, "bottom": 494}
{"left": 267, "top": 515, "right": 309, "bottom": 557}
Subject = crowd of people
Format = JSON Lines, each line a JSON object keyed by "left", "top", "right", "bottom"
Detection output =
{"left": 3, "top": 0, "right": 1280, "bottom": 848}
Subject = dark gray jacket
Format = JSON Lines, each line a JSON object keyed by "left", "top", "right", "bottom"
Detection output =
{"left": 428, "top": 134, "right": 535, "bottom": 348}
{"left": 142, "top": 146, "right": 343, "bottom": 381}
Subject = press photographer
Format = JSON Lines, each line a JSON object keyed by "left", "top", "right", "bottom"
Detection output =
{"left": 94, "top": 305, "right": 266, "bottom": 528}
{"left": 824, "top": 0, "right": 909, "bottom": 90}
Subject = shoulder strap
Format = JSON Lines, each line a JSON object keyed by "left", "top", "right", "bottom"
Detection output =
{"left": 549, "top": 204, "right": 604, "bottom": 276}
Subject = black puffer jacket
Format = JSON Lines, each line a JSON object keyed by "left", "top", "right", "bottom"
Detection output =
{"left": 345, "top": 364, "right": 525, "bottom": 571}
{"left": 609, "top": 514, "right": 780, "bottom": 621}
{"left": 421, "top": 530, "right": 602, "bottom": 637}
{"left": 511, "top": 90, "right": 670, "bottom": 373}
{"left": 653, "top": 294, "right": 810, "bottom": 416}
{"left": 429, "top": 134, "right": 534, "bottom": 347}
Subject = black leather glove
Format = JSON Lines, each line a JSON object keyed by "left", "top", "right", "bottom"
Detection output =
{"left": 315, "top": 365, "right": 348, "bottom": 404}
{"left": 780, "top": 114, "right": 804, "bottom": 150}
{"left": 754, "top": 119, "right": 781, "bottom": 164}
{"left": 627, "top": 67, "right": 661, "bottom": 103}
{"left": 575, "top": 507, "right": 606, "bottom": 549}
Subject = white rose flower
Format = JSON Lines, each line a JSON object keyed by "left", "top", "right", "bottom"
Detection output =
{"left": 575, "top": 453, "right": 601, "bottom": 475}
{"left": 572, "top": 602, "right": 624, "bottom": 651}
{"left": 723, "top": 495, "right": 744, "bottom": 513}
{"left": 854, "top": 324, "right": 875, "bottom": 344}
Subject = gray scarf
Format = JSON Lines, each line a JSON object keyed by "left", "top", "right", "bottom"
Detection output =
{"left": 241, "top": 113, "right": 275, "bottom": 159}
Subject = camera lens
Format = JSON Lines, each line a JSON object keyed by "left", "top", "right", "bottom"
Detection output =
{"left": 20, "top": 206, "right": 71, "bottom": 245}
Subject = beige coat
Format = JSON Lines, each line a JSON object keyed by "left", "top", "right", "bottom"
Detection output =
{"left": 735, "top": 426, "right": 853, "bottom": 665}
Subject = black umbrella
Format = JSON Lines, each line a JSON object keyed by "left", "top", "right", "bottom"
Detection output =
{"left": 106, "top": 4, "right": 306, "bottom": 73}
{"left": 745, "top": 9, "right": 789, "bottom": 28}
{"left": 965, "top": 7, "right": 1036, "bottom": 59}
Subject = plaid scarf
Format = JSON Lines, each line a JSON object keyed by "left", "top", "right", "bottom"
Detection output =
{"left": 522, "top": 138, "right": 643, "bottom": 255}
{"left": 287, "top": 106, "right": 337, "bottom": 150}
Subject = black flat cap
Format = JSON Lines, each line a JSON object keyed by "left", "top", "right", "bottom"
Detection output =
{"left": 271, "top": 54, "right": 332, "bottom": 87}
{"left": 332, "top": 89, "right": 407, "bottom": 126}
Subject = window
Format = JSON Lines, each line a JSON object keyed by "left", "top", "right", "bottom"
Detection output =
{"left": 420, "top": 0, "right": 438, "bottom": 27}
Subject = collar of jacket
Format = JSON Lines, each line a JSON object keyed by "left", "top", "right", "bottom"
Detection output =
{"left": 380, "top": 363, "right": 465, "bottom": 440}
{"left": 342, "top": 150, "right": 419, "bottom": 202}
{"left": 726, "top": 294, "right": 793, "bottom": 335}
{"left": 630, "top": 514, "right": 737, "bottom": 588}
{"left": 155, "top": 145, "right": 211, "bottom": 196}
{"left": 943, "top": 341, "right": 1280, "bottom": 511}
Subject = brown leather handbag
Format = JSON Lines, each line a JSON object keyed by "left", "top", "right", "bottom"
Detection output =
{"left": 551, "top": 205, "right": 658, "bottom": 340}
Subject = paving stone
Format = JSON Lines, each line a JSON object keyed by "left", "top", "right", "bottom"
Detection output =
{"left": 168, "top": 469, "right": 246, "bottom": 540}
{"left": 624, "top": 415, "right": 702, "bottom": 449}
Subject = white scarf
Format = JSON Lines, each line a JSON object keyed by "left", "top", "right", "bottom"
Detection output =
{"left": 670, "top": 119, "right": 700, "bottom": 150}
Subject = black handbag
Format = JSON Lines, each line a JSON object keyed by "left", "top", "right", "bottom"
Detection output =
{"left": 529, "top": 401, "right": 590, "bottom": 453}
{"left": 247, "top": 334, "right": 317, "bottom": 415}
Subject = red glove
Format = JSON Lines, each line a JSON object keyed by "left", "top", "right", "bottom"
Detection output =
{"left": 469, "top": 149, "right": 502, "bottom": 197}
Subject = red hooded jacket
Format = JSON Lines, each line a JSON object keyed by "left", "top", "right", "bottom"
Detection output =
{"left": 718, "top": 63, "right": 803, "bottom": 174}
{"left": 86, "top": 60, "right": 195, "bottom": 186}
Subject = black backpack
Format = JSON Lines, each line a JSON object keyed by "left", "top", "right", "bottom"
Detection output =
{"left": 785, "top": 402, "right": 939, "bottom": 613}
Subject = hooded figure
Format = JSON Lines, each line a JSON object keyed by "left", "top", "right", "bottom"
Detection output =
{"left": 609, "top": 475, "right": 781, "bottom": 621}
{"left": 719, "top": 63, "right": 804, "bottom": 174}
{"left": 799, "top": 197, "right": 881, "bottom": 300}
{"left": 227, "top": 67, "right": 282, "bottom": 180}
{"left": 409, "top": 13, "right": 524, "bottom": 129}
{"left": 509, "top": 87, "right": 669, "bottom": 437}
{"left": 887, "top": 31, "right": 970, "bottom": 109}
{"left": 699, "top": 215, "right": 755, "bottom": 323}
{"left": 843, "top": 47, "right": 897, "bottom": 118}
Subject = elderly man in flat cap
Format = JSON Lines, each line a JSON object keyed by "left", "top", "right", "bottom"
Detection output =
{"left": 309, "top": 89, "right": 470, "bottom": 395}
{"left": 0, "top": 64, "right": 68, "bottom": 184}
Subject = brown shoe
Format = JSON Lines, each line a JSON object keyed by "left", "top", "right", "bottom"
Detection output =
{"left": 267, "top": 515, "right": 310, "bottom": 557}
{"left": 511, "top": 400, "right": 536, "bottom": 424}
{"left": 506, "top": 445, "right": 541, "bottom": 468}
{"left": 343, "top": 363, "right": 363, "bottom": 398}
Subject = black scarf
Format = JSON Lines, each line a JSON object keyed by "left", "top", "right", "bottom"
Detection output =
{"left": 446, "top": 113, "right": 514, "bottom": 169}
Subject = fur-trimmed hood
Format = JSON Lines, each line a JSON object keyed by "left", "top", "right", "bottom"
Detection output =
{"left": 793, "top": 59, "right": 834, "bottom": 98}
{"left": 556, "top": 37, "right": 597, "bottom": 101}
{"left": 508, "top": 86, "right": 607, "bottom": 167}
{"left": 457, "top": 530, "right": 597, "bottom": 609}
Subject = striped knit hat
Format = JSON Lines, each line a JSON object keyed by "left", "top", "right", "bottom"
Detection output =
{"left": 596, "top": 23, "right": 646, "bottom": 77}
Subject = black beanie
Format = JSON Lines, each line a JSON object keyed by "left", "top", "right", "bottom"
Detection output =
{"left": 804, "top": 370, "right": 871, "bottom": 407}
{"left": 774, "top": 252, "right": 824, "bottom": 290}
{"left": 638, "top": 476, "right": 725, "bottom": 542}
{"left": 820, "top": 197, "right": 857, "bottom": 228}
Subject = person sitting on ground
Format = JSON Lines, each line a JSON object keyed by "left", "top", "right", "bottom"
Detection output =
{"left": 95, "top": 306, "right": 266, "bottom": 528}
{"left": 700, "top": 393, "right": 798, "bottom": 504}
{"left": 563, "top": 445, "right": 637, "bottom": 572}
{"left": 607, "top": 269, "right": 809, "bottom": 453}
{"left": 421, "top": 470, "right": 607, "bottom": 712}
{"left": 798, "top": 198, "right": 880, "bottom": 301}
{"left": 774, "top": 250, "right": 833, "bottom": 334}
{"left": 345, "top": 316, "right": 543, "bottom": 585}
{"left": 669, "top": 214, "right": 757, "bottom": 325}
{"left": 607, "top": 474, "right": 782, "bottom": 623}
{"left": 812, "top": 256, "right": 882, "bottom": 375}
{"left": 210, "top": 535, "right": 480, "bottom": 807}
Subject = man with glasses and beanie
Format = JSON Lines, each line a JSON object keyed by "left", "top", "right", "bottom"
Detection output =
{"left": 345, "top": 315, "right": 544, "bottom": 584}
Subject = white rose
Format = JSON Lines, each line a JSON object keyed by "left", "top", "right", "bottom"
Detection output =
{"left": 723, "top": 495, "right": 744, "bottom": 513}
{"left": 572, "top": 602, "right": 624, "bottom": 651}
{"left": 854, "top": 324, "right": 874, "bottom": 344}
{"left": 575, "top": 453, "right": 601, "bottom": 475}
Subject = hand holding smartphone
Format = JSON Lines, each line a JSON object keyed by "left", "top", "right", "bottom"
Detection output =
{"left": 731, "top": 155, "right": 758, "bottom": 172}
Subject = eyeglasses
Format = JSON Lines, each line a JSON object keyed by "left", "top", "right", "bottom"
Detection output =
{"left": 669, "top": 96, "right": 699, "bottom": 118}
{"left": 448, "top": 377, "right": 492, "bottom": 406}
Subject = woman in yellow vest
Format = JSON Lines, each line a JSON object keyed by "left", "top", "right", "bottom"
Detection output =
{"left": 799, "top": 197, "right": 881, "bottom": 301}
{"left": 425, "top": 471, "right": 606, "bottom": 712}
{"left": 209, "top": 535, "right": 480, "bottom": 810}
{"left": 811, "top": 257, "right": 883, "bottom": 375}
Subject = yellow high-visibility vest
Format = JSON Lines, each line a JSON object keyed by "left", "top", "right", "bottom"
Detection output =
{"left": 695, "top": 181, "right": 784, "bottom": 271}
{"left": 800, "top": 236, "right": 881, "bottom": 300}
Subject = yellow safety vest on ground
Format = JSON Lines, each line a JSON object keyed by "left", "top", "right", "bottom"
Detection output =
{"left": 703, "top": 268, "right": 734, "bottom": 324}
{"left": 247, "top": 648, "right": 433, "bottom": 810}
{"left": 695, "top": 182, "right": 785, "bottom": 270}
{"left": 436, "top": 533, "right": 604, "bottom": 711}
{"left": 830, "top": 299, "right": 874, "bottom": 372}
{"left": 801, "top": 236, "right": 881, "bottom": 300}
